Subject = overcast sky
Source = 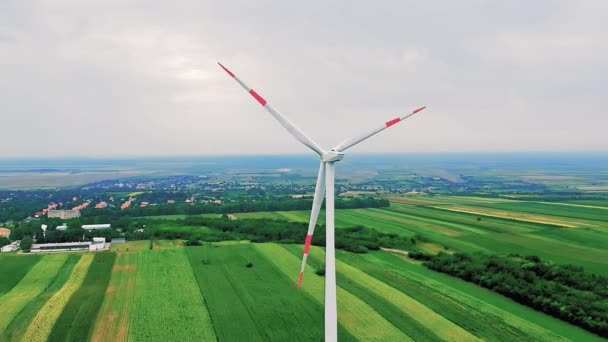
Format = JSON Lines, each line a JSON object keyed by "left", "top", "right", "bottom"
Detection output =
{"left": 1, "top": 1, "right": 606, "bottom": 157}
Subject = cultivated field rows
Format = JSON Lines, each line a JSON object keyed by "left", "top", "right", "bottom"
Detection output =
{"left": 0, "top": 237, "right": 603, "bottom": 341}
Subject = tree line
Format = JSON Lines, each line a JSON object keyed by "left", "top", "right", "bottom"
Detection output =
{"left": 147, "top": 216, "right": 414, "bottom": 254}
{"left": 115, "top": 196, "right": 389, "bottom": 217}
{"left": 409, "top": 251, "right": 608, "bottom": 337}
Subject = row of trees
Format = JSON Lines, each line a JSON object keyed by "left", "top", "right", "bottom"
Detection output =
{"left": 116, "top": 196, "right": 389, "bottom": 217}
{"left": 409, "top": 252, "right": 608, "bottom": 337}
{"left": 146, "top": 216, "right": 414, "bottom": 254}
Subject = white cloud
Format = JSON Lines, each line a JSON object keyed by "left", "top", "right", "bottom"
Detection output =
{"left": 0, "top": 0, "right": 606, "bottom": 157}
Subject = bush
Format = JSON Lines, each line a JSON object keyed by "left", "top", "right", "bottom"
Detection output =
{"left": 0, "top": 236, "right": 9, "bottom": 247}
{"left": 245, "top": 262, "right": 253, "bottom": 268}
{"left": 408, "top": 251, "right": 434, "bottom": 261}
{"left": 20, "top": 236, "right": 33, "bottom": 252}
{"left": 343, "top": 245, "right": 369, "bottom": 254}
{"left": 413, "top": 234, "right": 431, "bottom": 242}
{"left": 185, "top": 239, "right": 202, "bottom": 246}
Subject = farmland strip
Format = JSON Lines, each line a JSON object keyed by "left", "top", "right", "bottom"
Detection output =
{"left": 21, "top": 254, "right": 94, "bottom": 341}
{"left": 48, "top": 252, "right": 116, "bottom": 341}
{"left": 128, "top": 248, "right": 216, "bottom": 341}
{"left": 91, "top": 252, "right": 139, "bottom": 342}
{"left": 0, "top": 254, "right": 68, "bottom": 333}
{"left": 0, "top": 255, "right": 42, "bottom": 297}
{"left": 1, "top": 255, "right": 79, "bottom": 342}
{"left": 255, "top": 243, "right": 412, "bottom": 341}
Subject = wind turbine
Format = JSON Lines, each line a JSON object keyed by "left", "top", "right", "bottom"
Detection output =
{"left": 219, "top": 62, "right": 426, "bottom": 341}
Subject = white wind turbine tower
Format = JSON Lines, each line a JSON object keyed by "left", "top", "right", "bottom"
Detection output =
{"left": 219, "top": 62, "right": 426, "bottom": 341}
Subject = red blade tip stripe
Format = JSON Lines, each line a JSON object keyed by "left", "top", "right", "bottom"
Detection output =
{"left": 297, "top": 272, "right": 303, "bottom": 289}
{"left": 217, "top": 62, "right": 235, "bottom": 78}
{"left": 385, "top": 117, "right": 400, "bottom": 127}
{"left": 413, "top": 106, "right": 426, "bottom": 114}
{"left": 303, "top": 234, "right": 313, "bottom": 254}
{"left": 249, "top": 89, "right": 267, "bottom": 106}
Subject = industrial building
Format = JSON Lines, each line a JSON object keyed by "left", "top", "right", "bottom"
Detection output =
{"left": 30, "top": 238, "right": 107, "bottom": 253}
{"left": 90, "top": 237, "right": 106, "bottom": 250}
{"left": 82, "top": 224, "right": 111, "bottom": 230}
{"left": 47, "top": 209, "right": 81, "bottom": 219}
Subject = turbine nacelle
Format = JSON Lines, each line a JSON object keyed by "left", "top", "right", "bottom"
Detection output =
{"left": 321, "top": 150, "right": 344, "bottom": 163}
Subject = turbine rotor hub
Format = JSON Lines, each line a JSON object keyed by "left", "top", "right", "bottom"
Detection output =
{"left": 322, "top": 150, "right": 345, "bottom": 163}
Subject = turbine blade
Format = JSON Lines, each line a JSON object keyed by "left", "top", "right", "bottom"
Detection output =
{"left": 218, "top": 62, "right": 325, "bottom": 156}
{"left": 297, "top": 162, "right": 326, "bottom": 289}
{"left": 333, "top": 106, "right": 426, "bottom": 152}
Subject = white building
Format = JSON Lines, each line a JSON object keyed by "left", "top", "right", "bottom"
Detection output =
{"left": 90, "top": 237, "right": 106, "bottom": 250}
{"left": 1, "top": 242, "right": 18, "bottom": 252}
{"left": 30, "top": 237, "right": 107, "bottom": 252}
{"left": 82, "top": 224, "right": 111, "bottom": 230}
{"left": 31, "top": 241, "right": 91, "bottom": 252}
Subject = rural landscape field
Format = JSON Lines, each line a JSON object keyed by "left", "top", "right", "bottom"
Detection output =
{"left": 1, "top": 154, "right": 607, "bottom": 342}
{"left": 0, "top": 237, "right": 605, "bottom": 341}
{"left": 2, "top": 1, "right": 608, "bottom": 340}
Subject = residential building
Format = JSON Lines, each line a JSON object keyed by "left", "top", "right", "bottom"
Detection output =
{"left": 72, "top": 201, "right": 90, "bottom": 211}
{"left": 0, "top": 227, "right": 10, "bottom": 238}
{"left": 48, "top": 210, "right": 81, "bottom": 220}
{"left": 95, "top": 201, "right": 108, "bottom": 209}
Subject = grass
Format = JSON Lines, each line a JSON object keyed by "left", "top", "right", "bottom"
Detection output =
{"left": 48, "top": 252, "right": 116, "bottom": 341}
{"left": 21, "top": 254, "right": 94, "bottom": 342}
{"left": 152, "top": 222, "right": 215, "bottom": 235}
{"left": 0, "top": 254, "right": 42, "bottom": 297}
{"left": 91, "top": 251, "right": 139, "bottom": 342}
{"left": 110, "top": 240, "right": 151, "bottom": 253}
{"left": 0, "top": 254, "right": 68, "bottom": 333}
{"left": 186, "top": 244, "right": 324, "bottom": 341}
{"left": 128, "top": 248, "right": 216, "bottom": 341}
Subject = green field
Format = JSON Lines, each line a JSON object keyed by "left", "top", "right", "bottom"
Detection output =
{"left": 1, "top": 192, "right": 606, "bottom": 342}
{"left": 128, "top": 247, "right": 216, "bottom": 341}
{"left": 186, "top": 244, "right": 327, "bottom": 341}
{"left": 215, "top": 195, "right": 608, "bottom": 276}
{"left": 0, "top": 254, "right": 42, "bottom": 297}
